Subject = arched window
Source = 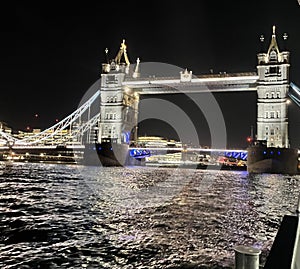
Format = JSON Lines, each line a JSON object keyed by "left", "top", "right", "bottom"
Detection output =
{"left": 269, "top": 50, "right": 278, "bottom": 62}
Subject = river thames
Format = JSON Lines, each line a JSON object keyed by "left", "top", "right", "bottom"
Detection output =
{"left": 0, "top": 162, "right": 299, "bottom": 268}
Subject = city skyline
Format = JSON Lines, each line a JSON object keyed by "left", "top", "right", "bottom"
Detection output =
{"left": 2, "top": 1, "right": 300, "bottom": 148}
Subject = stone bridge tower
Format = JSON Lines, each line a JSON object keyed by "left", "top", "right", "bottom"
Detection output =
{"left": 98, "top": 40, "right": 139, "bottom": 146}
{"left": 96, "top": 40, "right": 140, "bottom": 166}
{"left": 256, "top": 26, "right": 290, "bottom": 148}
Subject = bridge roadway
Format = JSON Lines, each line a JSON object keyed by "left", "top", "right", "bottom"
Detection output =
{"left": 1, "top": 144, "right": 299, "bottom": 164}
{"left": 123, "top": 72, "right": 258, "bottom": 94}
{"left": 129, "top": 147, "right": 247, "bottom": 153}
{"left": 129, "top": 147, "right": 249, "bottom": 160}
{"left": 0, "top": 145, "right": 248, "bottom": 154}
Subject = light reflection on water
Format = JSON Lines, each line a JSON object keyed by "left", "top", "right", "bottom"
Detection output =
{"left": 0, "top": 162, "right": 299, "bottom": 268}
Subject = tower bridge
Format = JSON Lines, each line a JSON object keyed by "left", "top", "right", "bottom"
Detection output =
{"left": 0, "top": 27, "right": 299, "bottom": 171}
{"left": 97, "top": 26, "right": 297, "bottom": 168}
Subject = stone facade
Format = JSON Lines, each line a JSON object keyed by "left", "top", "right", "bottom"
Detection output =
{"left": 256, "top": 27, "right": 290, "bottom": 148}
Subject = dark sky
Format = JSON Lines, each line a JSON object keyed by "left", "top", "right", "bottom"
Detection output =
{"left": 2, "top": 1, "right": 300, "bottom": 148}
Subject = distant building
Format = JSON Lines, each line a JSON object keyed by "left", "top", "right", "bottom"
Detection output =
{"left": 136, "top": 136, "right": 182, "bottom": 148}
{"left": 14, "top": 128, "right": 76, "bottom": 146}
{"left": 0, "top": 121, "right": 12, "bottom": 134}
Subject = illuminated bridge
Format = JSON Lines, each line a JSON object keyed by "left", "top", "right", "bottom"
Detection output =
{"left": 0, "top": 28, "right": 300, "bottom": 166}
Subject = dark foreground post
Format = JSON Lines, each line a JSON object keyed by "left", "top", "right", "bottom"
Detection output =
{"left": 233, "top": 245, "right": 261, "bottom": 269}
{"left": 263, "top": 214, "right": 299, "bottom": 269}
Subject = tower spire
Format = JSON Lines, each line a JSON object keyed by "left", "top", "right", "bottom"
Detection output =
{"left": 132, "top": 57, "right": 140, "bottom": 78}
{"left": 267, "top": 25, "right": 281, "bottom": 62}
{"left": 114, "top": 39, "right": 130, "bottom": 66}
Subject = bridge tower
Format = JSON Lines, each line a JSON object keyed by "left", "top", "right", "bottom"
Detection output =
{"left": 247, "top": 26, "right": 298, "bottom": 174}
{"left": 256, "top": 26, "right": 290, "bottom": 148}
{"left": 96, "top": 40, "right": 139, "bottom": 166}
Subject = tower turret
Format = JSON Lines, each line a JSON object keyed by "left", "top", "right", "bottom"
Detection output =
{"left": 256, "top": 26, "right": 290, "bottom": 148}
{"left": 97, "top": 39, "right": 139, "bottom": 166}
{"left": 102, "top": 39, "right": 131, "bottom": 74}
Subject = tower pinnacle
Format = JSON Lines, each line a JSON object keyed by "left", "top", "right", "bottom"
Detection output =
{"left": 267, "top": 25, "right": 281, "bottom": 62}
{"left": 115, "top": 39, "right": 130, "bottom": 66}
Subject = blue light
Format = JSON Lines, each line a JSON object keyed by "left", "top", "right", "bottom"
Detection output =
{"left": 110, "top": 147, "right": 113, "bottom": 151}
{"left": 277, "top": 151, "right": 281, "bottom": 155}
{"left": 129, "top": 149, "right": 136, "bottom": 157}
{"left": 98, "top": 146, "right": 102, "bottom": 151}
{"left": 124, "top": 132, "right": 130, "bottom": 143}
{"left": 129, "top": 148, "right": 151, "bottom": 158}
{"left": 263, "top": 151, "right": 267, "bottom": 155}
{"left": 270, "top": 151, "right": 273, "bottom": 155}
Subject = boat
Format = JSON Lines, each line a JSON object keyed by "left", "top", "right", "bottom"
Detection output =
{"left": 0, "top": 144, "right": 84, "bottom": 164}
{"left": 246, "top": 140, "right": 299, "bottom": 175}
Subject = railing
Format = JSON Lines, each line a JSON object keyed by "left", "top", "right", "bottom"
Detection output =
{"left": 125, "top": 72, "right": 258, "bottom": 81}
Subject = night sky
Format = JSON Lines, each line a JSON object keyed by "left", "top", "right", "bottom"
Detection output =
{"left": 2, "top": 1, "right": 300, "bottom": 148}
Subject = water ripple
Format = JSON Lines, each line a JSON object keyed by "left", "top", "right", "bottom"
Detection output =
{"left": 0, "top": 162, "right": 299, "bottom": 268}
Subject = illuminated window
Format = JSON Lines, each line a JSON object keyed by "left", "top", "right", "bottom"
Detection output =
{"left": 269, "top": 50, "right": 278, "bottom": 62}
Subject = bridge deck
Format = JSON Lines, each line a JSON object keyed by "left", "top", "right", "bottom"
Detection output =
{"left": 124, "top": 72, "right": 258, "bottom": 94}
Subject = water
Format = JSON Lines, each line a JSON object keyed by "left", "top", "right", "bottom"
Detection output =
{"left": 0, "top": 162, "right": 299, "bottom": 269}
